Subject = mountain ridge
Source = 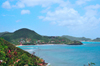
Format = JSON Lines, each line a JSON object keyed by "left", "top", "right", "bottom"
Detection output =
{"left": 62, "top": 35, "right": 92, "bottom": 41}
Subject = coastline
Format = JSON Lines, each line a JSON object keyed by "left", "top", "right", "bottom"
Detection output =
{"left": 16, "top": 44, "right": 67, "bottom": 66}
{"left": 16, "top": 43, "right": 84, "bottom": 47}
{"left": 16, "top": 44, "right": 49, "bottom": 66}
{"left": 16, "top": 44, "right": 67, "bottom": 47}
{"left": 0, "top": 38, "right": 48, "bottom": 66}
{"left": 15, "top": 42, "right": 100, "bottom": 66}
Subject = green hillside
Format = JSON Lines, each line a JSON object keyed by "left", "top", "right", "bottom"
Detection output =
{"left": 0, "top": 28, "right": 82, "bottom": 45}
{"left": 0, "top": 33, "right": 3, "bottom": 36}
{"left": 92, "top": 38, "right": 100, "bottom": 42}
{"left": 0, "top": 32, "right": 10, "bottom": 36}
{"left": 13, "top": 28, "right": 42, "bottom": 39}
{"left": 62, "top": 35, "right": 91, "bottom": 41}
{"left": 0, "top": 38, "right": 47, "bottom": 66}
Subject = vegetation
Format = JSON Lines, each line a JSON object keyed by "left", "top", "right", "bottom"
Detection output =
{"left": 84, "top": 62, "right": 95, "bottom": 66}
{"left": 92, "top": 38, "right": 100, "bottom": 42}
{"left": 62, "top": 35, "right": 92, "bottom": 41}
{"left": 0, "top": 32, "right": 10, "bottom": 37}
{"left": 0, "top": 28, "right": 82, "bottom": 45}
{"left": 0, "top": 38, "right": 47, "bottom": 66}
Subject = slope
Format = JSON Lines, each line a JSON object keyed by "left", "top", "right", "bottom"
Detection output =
{"left": 0, "top": 38, "right": 47, "bottom": 66}
{"left": 0, "top": 28, "right": 83, "bottom": 45}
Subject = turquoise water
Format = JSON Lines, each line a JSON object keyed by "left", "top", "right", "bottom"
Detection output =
{"left": 18, "top": 42, "right": 100, "bottom": 66}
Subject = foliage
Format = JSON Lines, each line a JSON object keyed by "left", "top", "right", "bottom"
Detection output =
{"left": 0, "top": 28, "right": 83, "bottom": 45}
{"left": 62, "top": 35, "right": 91, "bottom": 41}
{"left": 93, "top": 38, "right": 100, "bottom": 42}
{"left": 0, "top": 38, "right": 47, "bottom": 66}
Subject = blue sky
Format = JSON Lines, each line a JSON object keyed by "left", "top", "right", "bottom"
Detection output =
{"left": 0, "top": 0, "right": 100, "bottom": 39}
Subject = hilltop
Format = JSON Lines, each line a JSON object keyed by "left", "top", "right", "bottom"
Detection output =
{"left": 0, "top": 28, "right": 82, "bottom": 45}
{"left": 0, "top": 38, "right": 47, "bottom": 66}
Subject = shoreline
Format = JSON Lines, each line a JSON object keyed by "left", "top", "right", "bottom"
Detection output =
{"left": 16, "top": 44, "right": 51, "bottom": 66}
{"left": 16, "top": 43, "right": 84, "bottom": 47}
{"left": 16, "top": 44, "right": 66, "bottom": 47}
{"left": 16, "top": 43, "right": 83, "bottom": 47}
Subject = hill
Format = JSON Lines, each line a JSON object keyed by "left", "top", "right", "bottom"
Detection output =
{"left": 0, "top": 38, "right": 47, "bottom": 66}
{"left": 0, "top": 32, "right": 10, "bottom": 36}
{"left": 0, "top": 28, "right": 82, "bottom": 45}
{"left": 13, "top": 28, "right": 42, "bottom": 39}
{"left": 0, "top": 33, "right": 3, "bottom": 36}
{"left": 0, "top": 28, "right": 42, "bottom": 45}
{"left": 92, "top": 38, "right": 100, "bottom": 42}
{"left": 62, "top": 35, "right": 91, "bottom": 41}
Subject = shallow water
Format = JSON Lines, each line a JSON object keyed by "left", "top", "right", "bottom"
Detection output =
{"left": 18, "top": 42, "right": 100, "bottom": 66}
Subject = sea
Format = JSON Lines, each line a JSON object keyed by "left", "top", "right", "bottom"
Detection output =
{"left": 18, "top": 42, "right": 100, "bottom": 66}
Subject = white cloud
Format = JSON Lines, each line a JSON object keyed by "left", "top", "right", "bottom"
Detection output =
{"left": 50, "top": 22, "right": 56, "bottom": 25}
{"left": 16, "top": 20, "right": 21, "bottom": 22}
{"left": 2, "top": 15, "right": 6, "bottom": 16}
{"left": 39, "top": 7, "right": 100, "bottom": 32}
{"left": 85, "top": 4, "right": 100, "bottom": 10}
{"left": 11, "top": 2, "right": 25, "bottom": 8}
{"left": 12, "top": 0, "right": 64, "bottom": 8}
{"left": 19, "top": 0, "right": 62, "bottom": 7}
{"left": 8, "top": 0, "right": 14, "bottom": 1}
{"left": 38, "top": 16, "right": 44, "bottom": 19}
{"left": 84, "top": 4, "right": 100, "bottom": 17}
{"left": 2, "top": 0, "right": 71, "bottom": 9}
{"left": 21, "top": 10, "right": 30, "bottom": 14}
{"left": 76, "top": 0, "right": 91, "bottom": 5}
{"left": 41, "top": 7, "right": 51, "bottom": 13}
{"left": 59, "top": 0, "right": 72, "bottom": 7}
{"left": 2, "top": 1, "right": 11, "bottom": 9}
{"left": 16, "top": 2, "right": 25, "bottom": 8}
{"left": 85, "top": 9, "right": 97, "bottom": 17}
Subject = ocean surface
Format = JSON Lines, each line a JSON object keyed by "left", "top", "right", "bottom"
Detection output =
{"left": 18, "top": 42, "right": 100, "bottom": 66}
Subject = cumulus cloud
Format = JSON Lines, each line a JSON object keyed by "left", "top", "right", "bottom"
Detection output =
{"left": 84, "top": 4, "right": 100, "bottom": 17}
{"left": 21, "top": 10, "right": 30, "bottom": 14}
{"left": 16, "top": 2, "right": 25, "bottom": 8}
{"left": 76, "top": 0, "right": 91, "bottom": 5}
{"left": 2, "top": 1, "right": 11, "bottom": 9}
{"left": 40, "top": 7, "right": 80, "bottom": 26}
{"left": 39, "top": 7, "right": 100, "bottom": 32}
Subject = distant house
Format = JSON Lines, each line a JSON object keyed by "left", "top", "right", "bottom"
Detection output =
{"left": 26, "top": 38, "right": 31, "bottom": 43}
{"left": 51, "top": 41, "right": 55, "bottom": 43}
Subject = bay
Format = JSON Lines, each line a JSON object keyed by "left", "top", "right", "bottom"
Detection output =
{"left": 18, "top": 42, "right": 100, "bottom": 66}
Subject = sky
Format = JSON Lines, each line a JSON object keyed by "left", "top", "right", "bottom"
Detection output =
{"left": 0, "top": 0, "right": 100, "bottom": 39}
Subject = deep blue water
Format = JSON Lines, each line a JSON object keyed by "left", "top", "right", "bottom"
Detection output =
{"left": 18, "top": 42, "right": 100, "bottom": 66}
